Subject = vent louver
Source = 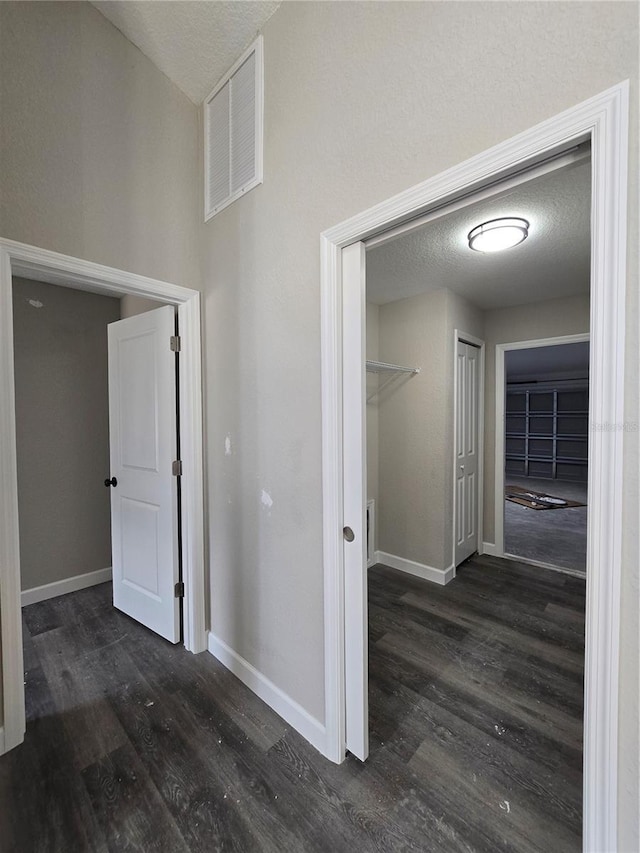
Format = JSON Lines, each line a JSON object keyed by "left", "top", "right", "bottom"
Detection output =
{"left": 204, "top": 37, "right": 263, "bottom": 220}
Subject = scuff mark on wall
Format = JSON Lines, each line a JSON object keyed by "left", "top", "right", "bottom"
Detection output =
{"left": 261, "top": 489, "right": 273, "bottom": 509}
{"left": 224, "top": 435, "right": 232, "bottom": 456}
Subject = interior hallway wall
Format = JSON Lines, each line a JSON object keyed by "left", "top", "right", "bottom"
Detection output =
{"left": 0, "top": 0, "right": 199, "bottom": 729}
{"left": 482, "top": 294, "right": 591, "bottom": 545}
{"left": 0, "top": 1, "right": 200, "bottom": 290}
{"left": 200, "top": 5, "right": 637, "bottom": 842}
{"left": 377, "top": 289, "right": 449, "bottom": 568}
{"left": 376, "top": 288, "right": 483, "bottom": 571}
{"left": 120, "top": 295, "right": 169, "bottom": 318}
{"left": 12, "top": 277, "right": 120, "bottom": 591}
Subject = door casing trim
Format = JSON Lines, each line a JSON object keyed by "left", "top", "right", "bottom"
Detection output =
{"left": 0, "top": 238, "right": 207, "bottom": 753}
{"left": 320, "top": 81, "right": 629, "bottom": 853}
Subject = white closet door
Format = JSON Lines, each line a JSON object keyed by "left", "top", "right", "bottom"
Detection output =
{"left": 107, "top": 306, "right": 181, "bottom": 643}
{"left": 342, "top": 241, "right": 369, "bottom": 761}
{"left": 455, "top": 340, "right": 480, "bottom": 566}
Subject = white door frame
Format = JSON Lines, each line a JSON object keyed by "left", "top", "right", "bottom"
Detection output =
{"left": 320, "top": 82, "right": 628, "bottom": 853}
{"left": 453, "top": 330, "right": 485, "bottom": 568}
{"left": 0, "top": 238, "right": 207, "bottom": 754}
{"left": 495, "top": 332, "right": 591, "bottom": 558}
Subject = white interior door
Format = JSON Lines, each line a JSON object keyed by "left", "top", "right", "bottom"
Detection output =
{"left": 455, "top": 339, "right": 480, "bottom": 566}
{"left": 342, "top": 241, "right": 369, "bottom": 761}
{"left": 107, "top": 306, "right": 180, "bottom": 643}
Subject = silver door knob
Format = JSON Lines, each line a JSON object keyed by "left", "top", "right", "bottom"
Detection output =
{"left": 459, "top": 465, "right": 465, "bottom": 472}
{"left": 343, "top": 526, "right": 355, "bottom": 542}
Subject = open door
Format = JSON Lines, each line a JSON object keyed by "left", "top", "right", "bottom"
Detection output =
{"left": 342, "top": 241, "right": 369, "bottom": 761}
{"left": 107, "top": 306, "right": 181, "bottom": 643}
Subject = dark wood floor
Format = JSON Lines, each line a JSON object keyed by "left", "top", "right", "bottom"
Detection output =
{"left": 0, "top": 554, "right": 585, "bottom": 852}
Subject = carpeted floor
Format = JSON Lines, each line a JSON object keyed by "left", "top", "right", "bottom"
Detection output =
{"left": 503, "top": 477, "right": 587, "bottom": 574}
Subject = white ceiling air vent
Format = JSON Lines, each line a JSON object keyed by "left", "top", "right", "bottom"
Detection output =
{"left": 204, "top": 36, "right": 264, "bottom": 221}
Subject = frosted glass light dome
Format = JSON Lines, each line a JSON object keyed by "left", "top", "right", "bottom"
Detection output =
{"left": 468, "top": 217, "right": 529, "bottom": 253}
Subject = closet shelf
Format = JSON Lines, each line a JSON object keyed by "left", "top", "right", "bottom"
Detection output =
{"left": 366, "top": 360, "right": 420, "bottom": 404}
{"left": 366, "top": 360, "right": 419, "bottom": 375}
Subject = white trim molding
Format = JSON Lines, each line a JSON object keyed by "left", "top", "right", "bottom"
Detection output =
{"left": 207, "top": 631, "right": 327, "bottom": 755}
{"left": 503, "top": 553, "right": 586, "bottom": 581}
{"left": 21, "top": 567, "right": 113, "bottom": 607}
{"left": 320, "top": 81, "right": 629, "bottom": 853}
{"left": 494, "top": 332, "right": 590, "bottom": 558}
{"left": 0, "top": 238, "right": 207, "bottom": 755}
{"left": 374, "top": 551, "right": 455, "bottom": 586}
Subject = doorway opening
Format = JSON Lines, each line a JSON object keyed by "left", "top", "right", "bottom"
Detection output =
{"left": 359, "top": 151, "right": 590, "bottom": 849}
{"left": 321, "top": 83, "right": 628, "bottom": 852}
{"left": 502, "top": 338, "right": 590, "bottom": 575}
{"left": 0, "top": 239, "right": 206, "bottom": 755}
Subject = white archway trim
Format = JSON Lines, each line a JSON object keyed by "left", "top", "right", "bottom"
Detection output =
{"left": 0, "top": 238, "right": 207, "bottom": 753}
{"left": 320, "top": 81, "right": 628, "bottom": 853}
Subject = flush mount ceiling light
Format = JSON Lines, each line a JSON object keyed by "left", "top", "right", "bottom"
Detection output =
{"left": 467, "top": 217, "right": 529, "bottom": 253}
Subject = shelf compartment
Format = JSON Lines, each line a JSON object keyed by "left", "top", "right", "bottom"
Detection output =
{"left": 506, "top": 385, "right": 588, "bottom": 482}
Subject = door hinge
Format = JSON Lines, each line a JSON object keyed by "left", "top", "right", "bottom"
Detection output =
{"left": 174, "top": 581, "right": 184, "bottom": 598}
{"left": 172, "top": 459, "right": 182, "bottom": 476}
{"left": 170, "top": 335, "right": 181, "bottom": 352}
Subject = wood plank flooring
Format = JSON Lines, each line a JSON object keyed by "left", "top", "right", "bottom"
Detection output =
{"left": 0, "top": 554, "right": 585, "bottom": 852}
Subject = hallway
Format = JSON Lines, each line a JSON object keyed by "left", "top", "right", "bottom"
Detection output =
{"left": 0, "top": 555, "right": 585, "bottom": 852}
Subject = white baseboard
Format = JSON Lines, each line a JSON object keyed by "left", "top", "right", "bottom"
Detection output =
{"left": 21, "top": 567, "right": 113, "bottom": 607}
{"left": 503, "top": 552, "right": 586, "bottom": 579}
{"left": 481, "top": 544, "right": 586, "bottom": 578}
{"left": 373, "top": 550, "right": 455, "bottom": 586}
{"left": 207, "top": 631, "right": 327, "bottom": 756}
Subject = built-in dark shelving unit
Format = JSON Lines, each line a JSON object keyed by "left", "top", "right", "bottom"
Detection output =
{"left": 505, "top": 386, "right": 588, "bottom": 482}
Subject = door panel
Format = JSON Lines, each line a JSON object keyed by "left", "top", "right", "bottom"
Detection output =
{"left": 455, "top": 340, "right": 480, "bottom": 566}
{"left": 121, "top": 497, "right": 161, "bottom": 597}
{"left": 108, "top": 306, "right": 180, "bottom": 643}
{"left": 342, "top": 241, "right": 369, "bottom": 762}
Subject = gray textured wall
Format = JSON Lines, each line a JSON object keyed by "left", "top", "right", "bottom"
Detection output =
{"left": 375, "top": 289, "right": 483, "bottom": 570}
{"left": 201, "top": 3, "right": 639, "bottom": 757}
{"left": 12, "top": 277, "right": 121, "bottom": 591}
{"left": 370, "top": 289, "right": 587, "bottom": 568}
{"left": 0, "top": 1, "right": 200, "bottom": 289}
{"left": 120, "top": 295, "right": 168, "bottom": 318}
{"left": 201, "top": 6, "right": 637, "bottom": 836}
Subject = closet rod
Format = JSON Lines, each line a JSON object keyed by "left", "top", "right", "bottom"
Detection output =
{"left": 366, "top": 359, "right": 419, "bottom": 374}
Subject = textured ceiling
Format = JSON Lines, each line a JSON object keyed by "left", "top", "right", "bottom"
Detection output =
{"left": 90, "top": 1, "right": 281, "bottom": 103}
{"left": 366, "top": 159, "right": 591, "bottom": 311}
